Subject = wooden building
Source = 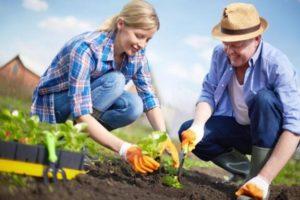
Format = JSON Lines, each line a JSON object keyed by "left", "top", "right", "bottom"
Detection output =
{"left": 0, "top": 55, "right": 40, "bottom": 99}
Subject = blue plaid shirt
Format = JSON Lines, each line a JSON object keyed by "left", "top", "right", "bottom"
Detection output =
{"left": 198, "top": 40, "right": 300, "bottom": 135}
{"left": 31, "top": 31, "right": 159, "bottom": 123}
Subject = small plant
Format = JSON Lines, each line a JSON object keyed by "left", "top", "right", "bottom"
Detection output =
{"left": 44, "top": 120, "right": 88, "bottom": 152}
{"left": 137, "top": 131, "right": 168, "bottom": 158}
{"left": 0, "top": 109, "right": 102, "bottom": 157}
{"left": 162, "top": 175, "right": 183, "bottom": 189}
{"left": 0, "top": 109, "right": 43, "bottom": 145}
{"left": 137, "top": 131, "right": 183, "bottom": 189}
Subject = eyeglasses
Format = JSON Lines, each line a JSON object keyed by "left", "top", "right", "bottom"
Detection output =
{"left": 223, "top": 40, "right": 252, "bottom": 52}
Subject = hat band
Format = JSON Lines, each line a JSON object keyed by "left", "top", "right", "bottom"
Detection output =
{"left": 221, "top": 23, "right": 261, "bottom": 35}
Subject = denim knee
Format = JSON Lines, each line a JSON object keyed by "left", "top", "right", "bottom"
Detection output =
{"left": 124, "top": 93, "right": 143, "bottom": 122}
{"left": 178, "top": 120, "right": 193, "bottom": 141}
{"left": 91, "top": 71, "right": 125, "bottom": 93}
{"left": 249, "top": 89, "right": 283, "bottom": 147}
{"left": 252, "top": 89, "right": 279, "bottom": 109}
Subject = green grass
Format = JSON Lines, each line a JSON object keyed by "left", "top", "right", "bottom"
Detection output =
{"left": 0, "top": 96, "right": 31, "bottom": 115}
{"left": 0, "top": 95, "right": 299, "bottom": 185}
{"left": 273, "top": 159, "right": 300, "bottom": 186}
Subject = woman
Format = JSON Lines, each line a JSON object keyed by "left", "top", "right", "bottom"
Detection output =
{"left": 31, "top": 0, "right": 179, "bottom": 173}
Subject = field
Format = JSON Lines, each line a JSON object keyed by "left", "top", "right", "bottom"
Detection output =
{"left": 0, "top": 96, "right": 299, "bottom": 200}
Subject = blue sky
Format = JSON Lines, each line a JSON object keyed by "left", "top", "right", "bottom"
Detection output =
{"left": 1, "top": 0, "right": 300, "bottom": 132}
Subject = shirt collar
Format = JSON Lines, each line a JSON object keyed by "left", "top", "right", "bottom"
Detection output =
{"left": 249, "top": 39, "right": 263, "bottom": 67}
{"left": 101, "top": 31, "right": 116, "bottom": 62}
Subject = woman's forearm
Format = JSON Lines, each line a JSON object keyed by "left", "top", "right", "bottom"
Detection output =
{"left": 76, "top": 114, "right": 125, "bottom": 153}
{"left": 145, "top": 107, "right": 166, "bottom": 131}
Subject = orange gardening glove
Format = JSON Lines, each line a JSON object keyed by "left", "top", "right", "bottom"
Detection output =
{"left": 235, "top": 175, "right": 270, "bottom": 200}
{"left": 120, "top": 143, "right": 160, "bottom": 174}
{"left": 159, "top": 137, "right": 179, "bottom": 168}
{"left": 181, "top": 124, "right": 204, "bottom": 152}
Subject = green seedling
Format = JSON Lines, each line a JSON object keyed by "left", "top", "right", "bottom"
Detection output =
{"left": 0, "top": 109, "right": 102, "bottom": 157}
{"left": 137, "top": 131, "right": 168, "bottom": 158}
{"left": 162, "top": 174, "right": 183, "bottom": 189}
{"left": 137, "top": 131, "right": 184, "bottom": 189}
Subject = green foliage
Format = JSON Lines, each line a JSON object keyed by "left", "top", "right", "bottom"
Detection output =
{"left": 0, "top": 173, "right": 31, "bottom": 194}
{"left": 0, "top": 109, "right": 44, "bottom": 145}
{"left": 0, "top": 96, "right": 31, "bottom": 114}
{"left": 0, "top": 109, "right": 102, "bottom": 157}
{"left": 137, "top": 131, "right": 167, "bottom": 158}
{"left": 1, "top": 97, "right": 299, "bottom": 187}
{"left": 113, "top": 121, "right": 152, "bottom": 143}
{"left": 162, "top": 175, "right": 183, "bottom": 189}
{"left": 183, "top": 157, "right": 215, "bottom": 169}
{"left": 136, "top": 131, "right": 184, "bottom": 189}
{"left": 45, "top": 120, "right": 89, "bottom": 152}
{"left": 273, "top": 160, "right": 300, "bottom": 186}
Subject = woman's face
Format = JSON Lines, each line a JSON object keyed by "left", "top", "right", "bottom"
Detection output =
{"left": 115, "top": 19, "right": 157, "bottom": 56}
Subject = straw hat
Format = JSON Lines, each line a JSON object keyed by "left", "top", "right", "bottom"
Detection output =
{"left": 212, "top": 3, "right": 268, "bottom": 42}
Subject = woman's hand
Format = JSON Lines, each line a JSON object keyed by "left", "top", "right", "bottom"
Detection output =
{"left": 120, "top": 143, "right": 160, "bottom": 174}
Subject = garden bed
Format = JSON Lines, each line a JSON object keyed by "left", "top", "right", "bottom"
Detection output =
{"left": 0, "top": 158, "right": 299, "bottom": 200}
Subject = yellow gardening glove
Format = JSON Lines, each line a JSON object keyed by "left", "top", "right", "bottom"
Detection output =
{"left": 181, "top": 124, "right": 204, "bottom": 152}
{"left": 120, "top": 143, "right": 160, "bottom": 174}
{"left": 159, "top": 137, "right": 179, "bottom": 168}
{"left": 236, "top": 175, "right": 270, "bottom": 200}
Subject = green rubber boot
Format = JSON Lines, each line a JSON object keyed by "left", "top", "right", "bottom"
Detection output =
{"left": 248, "top": 146, "right": 272, "bottom": 179}
{"left": 237, "top": 146, "right": 272, "bottom": 200}
{"left": 212, "top": 148, "right": 250, "bottom": 181}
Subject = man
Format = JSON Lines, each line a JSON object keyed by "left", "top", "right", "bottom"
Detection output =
{"left": 179, "top": 3, "right": 300, "bottom": 200}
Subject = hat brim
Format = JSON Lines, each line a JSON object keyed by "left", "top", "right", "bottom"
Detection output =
{"left": 211, "top": 17, "right": 268, "bottom": 42}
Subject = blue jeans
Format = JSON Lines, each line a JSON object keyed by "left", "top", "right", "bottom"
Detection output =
{"left": 54, "top": 71, "right": 143, "bottom": 130}
{"left": 178, "top": 89, "right": 283, "bottom": 161}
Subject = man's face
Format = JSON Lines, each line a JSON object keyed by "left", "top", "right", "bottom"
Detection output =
{"left": 223, "top": 38, "right": 260, "bottom": 68}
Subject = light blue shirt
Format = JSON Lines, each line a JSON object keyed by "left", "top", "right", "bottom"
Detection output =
{"left": 198, "top": 40, "right": 300, "bottom": 135}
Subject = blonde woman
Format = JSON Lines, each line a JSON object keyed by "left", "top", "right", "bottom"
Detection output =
{"left": 31, "top": 0, "right": 179, "bottom": 174}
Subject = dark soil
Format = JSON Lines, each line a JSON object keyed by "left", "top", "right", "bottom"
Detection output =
{"left": 0, "top": 158, "right": 299, "bottom": 200}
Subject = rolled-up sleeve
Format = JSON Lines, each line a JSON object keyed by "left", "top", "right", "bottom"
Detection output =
{"left": 272, "top": 55, "right": 300, "bottom": 135}
{"left": 133, "top": 56, "right": 159, "bottom": 112}
{"left": 197, "top": 48, "right": 219, "bottom": 111}
{"left": 68, "top": 43, "right": 94, "bottom": 118}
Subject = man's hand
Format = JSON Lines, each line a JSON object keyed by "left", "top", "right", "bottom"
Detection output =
{"left": 160, "top": 137, "right": 179, "bottom": 168}
{"left": 236, "top": 175, "right": 270, "bottom": 200}
{"left": 119, "top": 143, "right": 160, "bottom": 174}
{"left": 181, "top": 124, "right": 204, "bottom": 152}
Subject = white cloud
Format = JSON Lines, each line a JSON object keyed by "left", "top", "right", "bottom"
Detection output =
{"left": 22, "top": 0, "right": 48, "bottom": 12}
{"left": 183, "top": 34, "right": 217, "bottom": 65}
{"left": 38, "top": 16, "right": 94, "bottom": 35}
{"left": 166, "top": 63, "right": 189, "bottom": 80}
{"left": 184, "top": 35, "right": 212, "bottom": 50}
{"left": 165, "top": 62, "right": 208, "bottom": 86}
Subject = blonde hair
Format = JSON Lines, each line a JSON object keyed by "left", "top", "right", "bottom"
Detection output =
{"left": 99, "top": 0, "right": 159, "bottom": 32}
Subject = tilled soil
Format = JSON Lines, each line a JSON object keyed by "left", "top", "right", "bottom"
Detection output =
{"left": 0, "top": 159, "right": 299, "bottom": 200}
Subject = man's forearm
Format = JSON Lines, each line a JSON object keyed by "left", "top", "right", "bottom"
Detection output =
{"left": 145, "top": 107, "right": 166, "bottom": 131}
{"left": 192, "top": 102, "right": 213, "bottom": 126}
{"left": 259, "top": 130, "right": 300, "bottom": 183}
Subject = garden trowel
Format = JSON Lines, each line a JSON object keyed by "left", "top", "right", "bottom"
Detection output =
{"left": 177, "top": 146, "right": 188, "bottom": 182}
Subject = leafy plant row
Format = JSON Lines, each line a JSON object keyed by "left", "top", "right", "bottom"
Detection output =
{"left": 0, "top": 109, "right": 101, "bottom": 157}
{"left": 0, "top": 109, "right": 183, "bottom": 188}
